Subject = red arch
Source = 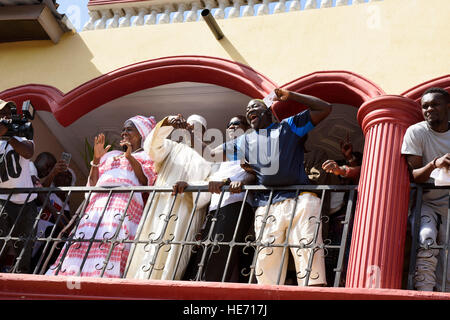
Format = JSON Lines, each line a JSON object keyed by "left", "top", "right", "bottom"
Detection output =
{"left": 0, "top": 56, "right": 277, "bottom": 127}
{"left": 0, "top": 59, "right": 387, "bottom": 126}
{"left": 272, "top": 71, "right": 385, "bottom": 120}
{"left": 402, "top": 74, "right": 450, "bottom": 104}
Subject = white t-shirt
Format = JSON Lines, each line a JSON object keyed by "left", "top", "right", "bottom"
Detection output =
{"left": 401, "top": 121, "right": 450, "bottom": 215}
{"left": 0, "top": 137, "right": 37, "bottom": 204}
{"left": 208, "top": 160, "right": 253, "bottom": 212}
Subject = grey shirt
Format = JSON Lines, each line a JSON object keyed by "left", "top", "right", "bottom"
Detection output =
{"left": 401, "top": 121, "right": 450, "bottom": 215}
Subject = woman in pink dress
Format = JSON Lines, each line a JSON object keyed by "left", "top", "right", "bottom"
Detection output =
{"left": 46, "top": 116, "right": 157, "bottom": 278}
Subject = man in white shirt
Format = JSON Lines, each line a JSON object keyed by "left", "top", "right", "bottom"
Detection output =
{"left": 401, "top": 87, "right": 450, "bottom": 292}
{"left": 183, "top": 115, "right": 256, "bottom": 283}
{"left": 0, "top": 99, "right": 37, "bottom": 273}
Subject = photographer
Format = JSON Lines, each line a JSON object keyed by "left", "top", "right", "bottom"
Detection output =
{"left": 0, "top": 99, "right": 37, "bottom": 274}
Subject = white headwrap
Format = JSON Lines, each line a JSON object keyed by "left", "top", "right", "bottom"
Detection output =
{"left": 187, "top": 114, "right": 207, "bottom": 130}
{"left": 128, "top": 115, "right": 157, "bottom": 147}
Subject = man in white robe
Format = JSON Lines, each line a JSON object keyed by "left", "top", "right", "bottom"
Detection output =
{"left": 125, "top": 115, "right": 213, "bottom": 280}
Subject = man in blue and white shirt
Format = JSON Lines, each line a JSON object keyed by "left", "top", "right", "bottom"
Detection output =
{"left": 223, "top": 88, "right": 333, "bottom": 286}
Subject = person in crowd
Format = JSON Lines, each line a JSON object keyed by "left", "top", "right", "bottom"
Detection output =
{"left": 34, "top": 152, "right": 56, "bottom": 181}
{"left": 126, "top": 114, "right": 213, "bottom": 281}
{"left": 320, "top": 136, "right": 363, "bottom": 286}
{"left": 30, "top": 159, "right": 77, "bottom": 270}
{"left": 298, "top": 134, "right": 341, "bottom": 285}
{"left": 303, "top": 134, "right": 345, "bottom": 215}
{"left": 322, "top": 137, "right": 362, "bottom": 184}
{"left": 304, "top": 140, "right": 339, "bottom": 185}
{"left": 0, "top": 99, "right": 38, "bottom": 274}
{"left": 183, "top": 115, "right": 256, "bottom": 283}
{"left": 33, "top": 152, "right": 72, "bottom": 228}
{"left": 401, "top": 87, "right": 450, "bottom": 292}
{"left": 46, "top": 115, "right": 157, "bottom": 278}
{"left": 34, "top": 151, "right": 68, "bottom": 187}
{"left": 218, "top": 89, "right": 334, "bottom": 286}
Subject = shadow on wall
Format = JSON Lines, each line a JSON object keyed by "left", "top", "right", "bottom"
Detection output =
{"left": 0, "top": 32, "right": 101, "bottom": 93}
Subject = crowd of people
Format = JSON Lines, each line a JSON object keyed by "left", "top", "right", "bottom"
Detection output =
{"left": 0, "top": 86, "right": 448, "bottom": 291}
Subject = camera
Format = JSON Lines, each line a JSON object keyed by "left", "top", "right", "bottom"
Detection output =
{"left": 0, "top": 100, "right": 35, "bottom": 140}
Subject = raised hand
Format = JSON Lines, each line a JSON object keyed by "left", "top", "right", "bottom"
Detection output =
{"left": 51, "top": 159, "right": 68, "bottom": 175}
{"left": 274, "top": 88, "right": 290, "bottom": 101}
{"left": 93, "top": 133, "right": 111, "bottom": 162}
{"left": 167, "top": 114, "right": 188, "bottom": 129}
{"left": 120, "top": 139, "right": 132, "bottom": 158}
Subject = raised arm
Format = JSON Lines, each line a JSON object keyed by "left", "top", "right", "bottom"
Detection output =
{"left": 89, "top": 133, "right": 111, "bottom": 186}
{"left": 274, "top": 88, "right": 333, "bottom": 126}
{"left": 121, "top": 140, "right": 148, "bottom": 186}
{"left": 6, "top": 137, "right": 34, "bottom": 159}
{"left": 41, "top": 159, "right": 68, "bottom": 187}
{"left": 144, "top": 118, "right": 176, "bottom": 172}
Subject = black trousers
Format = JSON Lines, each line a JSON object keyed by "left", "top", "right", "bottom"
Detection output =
{"left": 0, "top": 199, "right": 38, "bottom": 273}
{"left": 184, "top": 201, "right": 255, "bottom": 283}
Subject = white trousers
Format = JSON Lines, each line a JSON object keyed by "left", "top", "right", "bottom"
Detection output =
{"left": 415, "top": 203, "right": 450, "bottom": 292}
{"left": 254, "top": 193, "right": 326, "bottom": 286}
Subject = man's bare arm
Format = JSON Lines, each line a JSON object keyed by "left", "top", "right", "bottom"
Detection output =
{"left": 274, "top": 88, "right": 333, "bottom": 126}
{"left": 406, "top": 153, "right": 450, "bottom": 183}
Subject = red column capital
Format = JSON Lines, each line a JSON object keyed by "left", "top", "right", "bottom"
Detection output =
{"left": 357, "top": 95, "right": 423, "bottom": 134}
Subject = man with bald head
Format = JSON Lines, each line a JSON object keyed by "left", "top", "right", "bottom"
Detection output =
{"left": 222, "top": 89, "right": 334, "bottom": 286}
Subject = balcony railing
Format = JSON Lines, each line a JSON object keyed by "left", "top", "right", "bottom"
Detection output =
{"left": 408, "top": 184, "right": 450, "bottom": 292}
{"left": 82, "top": 0, "right": 383, "bottom": 31}
{"left": 3, "top": 182, "right": 447, "bottom": 292}
{"left": 0, "top": 184, "right": 357, "bottom": 287}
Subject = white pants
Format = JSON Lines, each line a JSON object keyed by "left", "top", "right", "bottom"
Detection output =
{"left": 414, "top": 203, "right": 450, "bottom": 292}
{"left": 254, "top": 193, "right": 326, "bottom": 286}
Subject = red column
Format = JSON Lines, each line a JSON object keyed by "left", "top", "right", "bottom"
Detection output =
{"left": 346, "top": 95, "right": 423, "bottom": 289}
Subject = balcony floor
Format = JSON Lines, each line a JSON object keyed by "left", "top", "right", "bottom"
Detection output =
{"left": 0, "top": 273, "right": 449, "bottom": 300}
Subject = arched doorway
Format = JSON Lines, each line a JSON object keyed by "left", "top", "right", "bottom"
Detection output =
{"left": 0, "top": 56, "right": 277, "bottom": 176}
{"left": 0, "top": 55, "right": 277, "bottom": 127}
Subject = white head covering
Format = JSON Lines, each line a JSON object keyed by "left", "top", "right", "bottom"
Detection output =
{"left": 128, "top": 115, "right": 157, "bottom": 147}
{"left": 187, "top": 114, "right": 207, "bottom": 130}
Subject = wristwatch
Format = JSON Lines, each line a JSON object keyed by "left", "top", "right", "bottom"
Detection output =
{"left": 222, "top": 178, "right": 231, "bottom": 185}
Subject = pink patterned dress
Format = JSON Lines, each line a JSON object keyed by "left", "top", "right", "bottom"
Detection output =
{"left": 46, "top": 150, "right": 156, "bottom": 278}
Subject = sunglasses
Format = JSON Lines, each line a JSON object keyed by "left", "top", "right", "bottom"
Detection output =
{"left": 227, "top": 120, "right": 241, "bottom": 128}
